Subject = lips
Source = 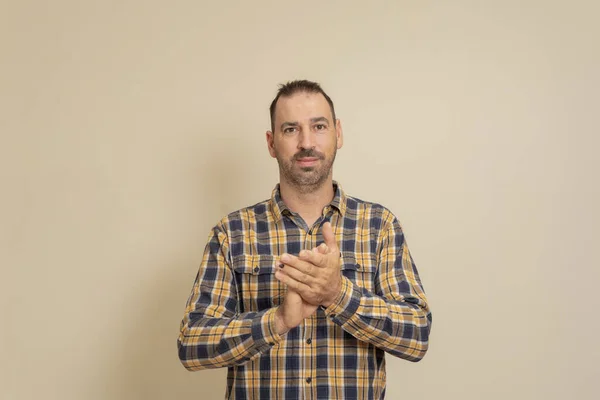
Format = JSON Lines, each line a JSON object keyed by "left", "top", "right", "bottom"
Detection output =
{"left": 296, "top": 157, "right": 319, "bottom": 166}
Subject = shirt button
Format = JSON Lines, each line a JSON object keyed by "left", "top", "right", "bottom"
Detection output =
{"left": 253, "top": 266, "right": 259, "bottom": 273}
{"left": 269, "top": 342, "right": 274, "bottom": 346}
{"left": 330, "top": 314, "right": 336, "bottom": 319}
{"left": 306, "top": 338, "right": 312, "bottom": 345}
{"left": 306, "top": 377, "right": 312, "bottom": 384}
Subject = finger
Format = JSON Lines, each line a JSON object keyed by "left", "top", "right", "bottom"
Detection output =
{"left": 297, "top": 248, "right": 327, "bottom": 268}
{"left": 275, "top": 268, "right": 312, "bottom": 293}
{"left": 279, "top": 253, "right": 316, "bottom": 275}
{"left": 277, "top": 260, "right": 315, "bottom": 284}
{"left": 322, "top": 222, "right": 339, "bottom": 253}
{"left": 316, "top": 243, "right": 328, "bottom": 254}
{"left": 310, "top": 244, "right": 327, "bottom": 255}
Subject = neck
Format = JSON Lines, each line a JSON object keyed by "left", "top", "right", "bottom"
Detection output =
{"left": 279, "top": 178, "right": 335, "bottom": 227}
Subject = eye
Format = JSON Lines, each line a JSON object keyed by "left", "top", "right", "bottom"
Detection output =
{"left": 283, "top": 127, "right": 297, "bottom": 134}
{"left": 315, "top": 124, "right": 327, "bottom": 131}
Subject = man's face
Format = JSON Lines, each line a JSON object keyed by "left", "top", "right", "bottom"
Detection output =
{"left": 267, "top": 92, "right": 343, "bottom": 192}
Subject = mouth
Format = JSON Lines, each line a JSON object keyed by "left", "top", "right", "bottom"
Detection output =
{"left": 296, "top": 157, "right": 319, "bottom": 167}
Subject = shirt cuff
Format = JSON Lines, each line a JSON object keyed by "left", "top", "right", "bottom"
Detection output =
{"left": 251, "top": 308, "right": 283, "bottom": 350}
{"left": 323, "top": 276, "right": 361, "bottom": 325}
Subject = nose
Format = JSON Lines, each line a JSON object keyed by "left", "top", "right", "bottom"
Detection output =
{"left": 298, "top": 129, "right": 314, "bottom": 150}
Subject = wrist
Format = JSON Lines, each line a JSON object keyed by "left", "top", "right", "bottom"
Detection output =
{"left": 322, "top": 279, "right": 343, "bottom": 308}
{"left": 274, "top": 307, "right": 290, "bottom": 335}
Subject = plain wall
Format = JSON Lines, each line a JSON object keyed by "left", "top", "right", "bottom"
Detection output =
{"left": 2, "top": 1, "right": 599, "bottom": 399}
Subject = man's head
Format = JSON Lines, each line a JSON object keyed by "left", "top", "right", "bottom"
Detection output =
{"left": 269, "top": 80, "right": 336, "bottom": 133}
{"left": 267, "top": 80, "right": 343, "bottom": 193}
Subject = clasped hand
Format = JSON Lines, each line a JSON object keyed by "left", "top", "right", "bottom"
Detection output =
{"left": 275, "top": 222, "right": 342, "bottom": 308}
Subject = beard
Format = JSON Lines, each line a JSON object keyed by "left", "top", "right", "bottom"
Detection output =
{"left": 275, "top": 146, "right": 337, "bottom": 194}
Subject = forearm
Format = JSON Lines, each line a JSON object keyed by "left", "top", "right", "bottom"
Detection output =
{"left": 178, "top": 307, "right": 281, "bottom": 370}
{"left": 324, "top": 276, "right": 431, "bottom": 362}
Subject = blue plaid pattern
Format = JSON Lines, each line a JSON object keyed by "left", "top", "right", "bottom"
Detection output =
{"left": 178, "top": 182, "right": 431, "bottom": 399}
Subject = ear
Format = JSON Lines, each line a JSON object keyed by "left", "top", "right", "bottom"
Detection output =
{"left": 335, "top": 119, "right": 344, "bottom": 149}
{"left": 266, "top": 130, "right": 277, "bottom": 158}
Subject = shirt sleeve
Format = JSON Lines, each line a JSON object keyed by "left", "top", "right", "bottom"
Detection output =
{"left": 323, "top": 214, "right": 432, "bottom": 362}
{"left": 177, "top": 223, "right": 282, "bottom": 371}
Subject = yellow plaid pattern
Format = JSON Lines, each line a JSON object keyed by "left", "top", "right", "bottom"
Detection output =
{"left": 178, "top": 182, "right": 431, "bottom": 399}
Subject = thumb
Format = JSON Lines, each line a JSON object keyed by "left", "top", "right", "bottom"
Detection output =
{"left": 321, "top": 222, "right": 338, "bottom": 253}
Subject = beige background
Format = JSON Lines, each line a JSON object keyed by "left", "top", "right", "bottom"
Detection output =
{"left": 2, "top": 1, "right": 599, "bottom": 399}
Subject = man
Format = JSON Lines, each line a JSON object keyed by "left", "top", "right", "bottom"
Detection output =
{"left": 178, "top": 80, "right": 432, "bottom": 399}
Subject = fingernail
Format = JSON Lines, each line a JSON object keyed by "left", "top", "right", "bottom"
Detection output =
{"left": 281, "top": 254, "right": 290, "bottom": 262}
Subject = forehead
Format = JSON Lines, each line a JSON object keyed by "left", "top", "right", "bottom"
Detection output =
{"left": 274, "top": 91, "right": 333, "bottom": 124}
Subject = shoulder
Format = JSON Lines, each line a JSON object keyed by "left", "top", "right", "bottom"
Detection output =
{"left": 344, "top": 193, "right": 398, "bottom": 229}
{"left": 213, "top": 198, "right": 271, "bottom": 233}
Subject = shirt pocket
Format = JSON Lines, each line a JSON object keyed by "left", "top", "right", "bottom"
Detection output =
{"left": 231, "top": 255, "right": 284, "bottom": 313}
{"left": 340, "top": 253, "right": 379, "bottom": 294}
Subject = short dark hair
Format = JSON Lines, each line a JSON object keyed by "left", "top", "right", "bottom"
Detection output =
{"left": 269, "top": 80, "right": 336, "bottom": 132}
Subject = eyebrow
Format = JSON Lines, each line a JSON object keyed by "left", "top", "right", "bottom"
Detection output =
{"left": 280, "top": 117, "right": 330, "bottom": 131}
{"left": 280, "top": 121, "right": 299, "bottom": 130}
{"left": 310, "top": 117, "right": 330, "bottom": 124}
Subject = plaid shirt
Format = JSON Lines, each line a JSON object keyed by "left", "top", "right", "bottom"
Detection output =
{"left": 178, "top": 182, "right": 431, "bottom": 399}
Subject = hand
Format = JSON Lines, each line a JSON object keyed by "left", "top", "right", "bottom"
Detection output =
{"left": 274, "top": 222, "right": 342, "bottom": 308}
{"left": 274, "top": 246, "right": 326, "bottom": 335}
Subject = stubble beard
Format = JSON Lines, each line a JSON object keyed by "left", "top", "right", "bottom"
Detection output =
{"left": 276, "top": 148, "right": 337, "bottom": 194}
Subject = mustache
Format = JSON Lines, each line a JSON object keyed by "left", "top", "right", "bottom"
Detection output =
{"left": 293, "top": 149, "right": 324, "bottom": 160}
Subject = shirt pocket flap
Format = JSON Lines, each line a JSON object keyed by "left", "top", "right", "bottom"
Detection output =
{"left": 340, "top": 253, "right": 377, "bottom": 273}
{"left": 232, "top": 255, "right": 278, "bottom": 275}
{"left": 340, "top": 253, "right": 359, "bottom": 271}
{"left": 231, "top": 255, "right": 282, "bottom": 311}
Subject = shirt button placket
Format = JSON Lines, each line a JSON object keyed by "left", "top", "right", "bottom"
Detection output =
{"left": 302, "top": 227, "right": 317, "bottom": 400}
